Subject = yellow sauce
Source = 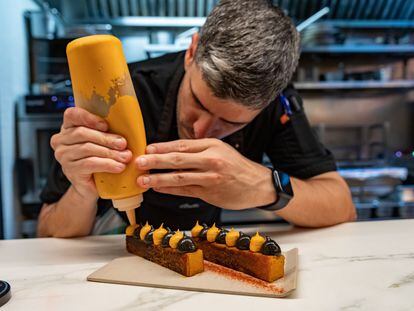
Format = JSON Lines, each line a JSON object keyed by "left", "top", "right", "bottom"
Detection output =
{"left": 207, "top": 223, "right": 220, "bottom": 243}
{"left": 169, "top": 230, "right": 184, "bottom": 249}
{"left": 140, "top": 222, "right": 152, "bottom": 241}
{"left": 191, "top": 221, "right": 204, "bottom": 238}
{"left": 225, "top": 228, "right": 240, "bottom": 247}
{"left": 125, "top": 224, "right": 140, "bottom": 236}
{"left": 153, "top": 224, "right": 168, "bottom": 246}
{"left": 250, "top": 232, "right": 266, "bottom": 252}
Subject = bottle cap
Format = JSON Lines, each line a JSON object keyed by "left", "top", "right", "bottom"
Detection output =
{"left": 112, "top": 194, "right": 143, "bottom": 212}
{"left": 0, "top": 281, "right": 11, "bottom": 307}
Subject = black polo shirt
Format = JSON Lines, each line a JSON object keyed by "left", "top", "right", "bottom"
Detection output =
{"left": 40, "top": 51, "right": 336, "bottom": 230}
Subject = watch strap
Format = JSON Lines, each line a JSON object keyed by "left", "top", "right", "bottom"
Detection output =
{"left": 258, "top": 169, "right": 293, "bottom": 211}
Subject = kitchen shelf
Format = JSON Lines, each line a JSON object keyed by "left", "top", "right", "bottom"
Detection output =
{"left": 354, "top": 201, "right": 411, "bottom": 209}
{"left": 302, "top": 45, "right": 414, "bottom": 54}
{"left": 144, "top": 44, "right": 187, "bottom": 53}
{"left": 294, "top": 80, "right": 414, "bottom": 90}
{"left": 323, "top": 21, "right": 414, "bottom": 29}
{"left": 75, "top": 17, "right": 206, "bottom": 28}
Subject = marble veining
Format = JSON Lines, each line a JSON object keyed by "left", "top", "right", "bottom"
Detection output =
{"left": 389, "top": 272, "right": 414, "bottom": 288}
{"left": 315, "top": 252, "right": 414, "bottom": 263}
{"left": 1, "top": 219, "right": 414, "bottom": 310}
{"left": 120, "top": 289, "right": 199, "bottom": 311}
{"left": 340, "top": 298, "right": 366, "bottom": 310}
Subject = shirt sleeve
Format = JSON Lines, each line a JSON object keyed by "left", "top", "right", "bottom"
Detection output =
{"left": 265, "top": 86, "right": 337, "bottom": 179}
{"left": 39, "top": 158, "right": 70, "bottom": 204}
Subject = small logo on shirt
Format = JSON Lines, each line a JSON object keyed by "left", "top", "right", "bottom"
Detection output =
{"left": 179, "top": 203, "right": 200, "bottom": 209}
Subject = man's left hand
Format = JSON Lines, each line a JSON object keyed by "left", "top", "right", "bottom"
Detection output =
{"left": 135, "top": 139, "right": 276, "bottom": 210}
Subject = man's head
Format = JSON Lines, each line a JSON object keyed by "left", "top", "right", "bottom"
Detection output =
{"left": 177, "top": 0, "right": 300, "bottom": 139}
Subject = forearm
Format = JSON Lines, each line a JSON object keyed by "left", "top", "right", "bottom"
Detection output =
{"left": 37, "top": 186, "right": 98, "bottom": 238}
{"left": 275, "top": 172, "right": 356, "bottom": 227}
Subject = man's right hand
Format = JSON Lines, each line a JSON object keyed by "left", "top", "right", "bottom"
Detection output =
{"left": 50, "top": 107, "right": 132, "bottom": 200}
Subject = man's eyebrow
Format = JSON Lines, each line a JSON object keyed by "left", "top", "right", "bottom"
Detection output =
{"left": 189, "top": 79, "right": 248, "bottom": 126}
{"left": 190, "top": 80, "right": 208, "bottom": 112}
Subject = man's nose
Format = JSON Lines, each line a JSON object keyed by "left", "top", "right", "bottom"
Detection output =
{"left": 193, "top": 114, "right": 219, "bottom": 139}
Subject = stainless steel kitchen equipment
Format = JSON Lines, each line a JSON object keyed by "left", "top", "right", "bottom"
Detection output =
{"left": 12, "top": 0, "right": 414, "bottom": 237}
{"left": 16, "top": 94, "right": 73, "bottom": 236}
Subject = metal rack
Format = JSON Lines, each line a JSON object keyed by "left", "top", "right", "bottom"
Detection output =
{"left": 295, "top": 80, "right": 414, "bottom": 90}
{"left": 39, "top": 0, "right": 414, "bottom": 22}
{"left": 28, "top": 0, "right": 414, "bottom": 224}
{"left": 302, "top": 45, "right": 414, "bottom": 54}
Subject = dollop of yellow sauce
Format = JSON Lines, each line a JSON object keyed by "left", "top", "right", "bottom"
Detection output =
{"left": 191, "top": 221, "right": 204, "bottom": 238}
{"left": 225, "top": 228, "right": 240, "bottom": 247}
{"left": 140, "top": 222, "right": 152, "bottom": 240}
{"left": 153, "top": 223, "right": 168, "bottom": 245}
{"left": 207, "top": 223, "right": 220, "bottom": 242}
{"left": 169, "top": 230, "right": 184, "bottom": 249}
{"left": 249, "top": 232, "right": 266, "bottom": 252}
{"left": 125, "top": 224, "right": 140, "bottom": 236}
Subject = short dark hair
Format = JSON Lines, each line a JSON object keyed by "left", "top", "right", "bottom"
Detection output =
{"left": 195, "top": 0, "right": 300, "bottom": 109}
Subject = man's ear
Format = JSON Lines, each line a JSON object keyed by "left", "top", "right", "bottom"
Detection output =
{"left": 184, "top": 33, "right": 199, "bottom": 71}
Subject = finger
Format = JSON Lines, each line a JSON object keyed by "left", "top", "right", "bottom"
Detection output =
{"left": 62, "top": 107, "right": 108, "bottom": 132}
{"left": 153, "top": 186, "right": 202, "bottom": 198}
{"left": 137, "top": 172, "right": 219, "bottom": 188}
{"left": 136, "top": 152, "right": 206, "bottom": 170}
{"left": 56, "top": 143, "right": 132, "bottom": 163}
{"left": 61, "top": 126, "right": 127, "bottom": 150}
{"left": 71, "top": 157, "right": 126, "bottom": 175}
{"left": 146, "top": 138, "right": 218, "bottom": 154}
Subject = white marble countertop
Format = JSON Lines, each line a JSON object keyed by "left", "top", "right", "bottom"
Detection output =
{"left": 1, "top": 219, "right": 413, "bottom": 311}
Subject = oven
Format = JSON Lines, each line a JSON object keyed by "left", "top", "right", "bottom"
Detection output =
{"left": 16, "top": 94, "right": 73, "bottom": 236}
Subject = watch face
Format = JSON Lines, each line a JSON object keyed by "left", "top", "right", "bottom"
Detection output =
{"left": 275, "top": 171, "right": 294, "bottom": 197}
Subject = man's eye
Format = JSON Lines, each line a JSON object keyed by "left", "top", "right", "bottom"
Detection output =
{"left": 194, "top": 98, "right": 207, "bottom": 112}
{"left": 224, "top": 121, "right": 246, "bottom": 128}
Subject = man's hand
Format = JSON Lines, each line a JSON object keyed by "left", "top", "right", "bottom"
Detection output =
{"left": 136, "top": 139, "right": 276, "bottom": 209}
{"left": 50, "top": 107, "right": 132, "bottom": 200}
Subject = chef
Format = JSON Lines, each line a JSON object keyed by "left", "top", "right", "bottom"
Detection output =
{"left": 37, "top": 0, "right": 355, "bottom": 237}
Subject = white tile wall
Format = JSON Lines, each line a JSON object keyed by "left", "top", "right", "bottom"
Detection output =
{"left": 0, "top": 0, "right": 37, "bottom": 239}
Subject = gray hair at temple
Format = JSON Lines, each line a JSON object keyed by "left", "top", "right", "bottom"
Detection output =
{"left": 195, "top": 0, "right": 300, "bottom": 109}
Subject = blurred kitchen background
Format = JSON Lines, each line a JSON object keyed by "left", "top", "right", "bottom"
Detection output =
{"left": 1, "top": 0, "right": 414, "bottom": 239}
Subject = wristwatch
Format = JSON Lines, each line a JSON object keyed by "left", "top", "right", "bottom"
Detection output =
{"left": 259, "top": 169, "right": 294, "bottom": 211}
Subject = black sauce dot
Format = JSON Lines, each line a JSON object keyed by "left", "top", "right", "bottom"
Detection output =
{"left": 144, "top": 228, "right": 154, "bottom": 245}
{"left": 161, "top": 232, "right": 174, "bottom": 248}
{"left": 132, "top": 226, "right": 141, "bottom": 239}
{"left": 261, "top": 237, "right": 281, "bottom": 256}
{"left": 236, "top": 233, "right": 251, "bottom": 250}
{"left": 199, "top": 226, "right": 209, "bottom": 239}
{"left": 215, "top": 229, "right": 228, "bottom": 244}
{"left": 177, "top": 236, "right": 197, "bottom": 253}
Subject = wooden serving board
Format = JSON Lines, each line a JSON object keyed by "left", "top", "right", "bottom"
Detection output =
{"left": 87, "top": 248, "right": 298, "bottom": 298}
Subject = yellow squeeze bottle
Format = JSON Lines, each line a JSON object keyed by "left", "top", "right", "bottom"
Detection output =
{"left": 66, "top": 35, "right": 147, "bottom": 225}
